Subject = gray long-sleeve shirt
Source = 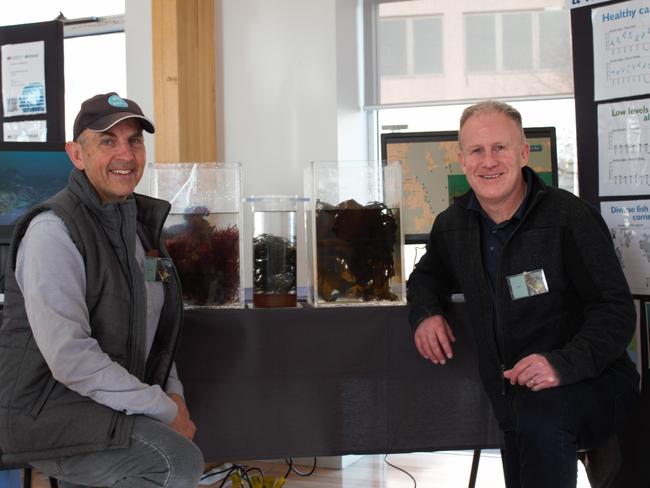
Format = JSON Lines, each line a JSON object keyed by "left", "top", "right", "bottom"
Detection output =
{"left": 16, "top": 211, "right": 180, "bottom": 425}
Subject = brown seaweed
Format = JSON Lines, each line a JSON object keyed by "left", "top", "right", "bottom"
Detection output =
{"left": 316, "top": 199, "right": 398, "bottom": 302}
{"left": 253, "top": 233, "right": 297, "bottom": 296}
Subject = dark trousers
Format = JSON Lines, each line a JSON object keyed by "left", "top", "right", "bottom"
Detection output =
{"left": 502, "top": 369, "right": 638, "bottom": 488}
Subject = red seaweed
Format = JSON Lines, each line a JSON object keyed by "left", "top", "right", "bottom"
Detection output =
{"left": 164, "top": 217, "right": 240, "bottom": 306}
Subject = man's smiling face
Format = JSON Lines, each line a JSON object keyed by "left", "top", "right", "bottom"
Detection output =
{"left": 66, "top": 119, "right": 146, "bottom": 204}
{"left": 458, "top": 111, "right": 529, "bottom": 215}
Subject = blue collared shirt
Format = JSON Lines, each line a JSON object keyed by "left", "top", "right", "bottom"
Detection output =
{"left": 467, "top": 169, "right": 533, "bottom": 291}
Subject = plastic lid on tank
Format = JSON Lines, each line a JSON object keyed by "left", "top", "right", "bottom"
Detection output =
{"left": 245, "top": 195, "right": 309, "bottom": 212}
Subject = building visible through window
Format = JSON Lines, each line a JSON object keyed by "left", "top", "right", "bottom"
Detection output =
{"left": 373, "top": 0, "right": 572, "bottom": 105}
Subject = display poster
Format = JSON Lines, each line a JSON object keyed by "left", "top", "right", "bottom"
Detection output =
{"left": 3, "top": 120, "right": 46, "bottom": 142}
{"left": 1, "top": 41, "right": 46, "bottom": 117}
{"left": 601, "top": 200, "right": 650, "bottom": 295}
{"left": 592, "top": 0, "right": 650, "bottom": 101}
{"left": 598, "top": 99, "right": 650, "bottom": 196}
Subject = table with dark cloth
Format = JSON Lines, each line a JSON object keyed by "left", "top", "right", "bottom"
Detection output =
{"left": 176, "top": 304, "right": 502, "bottom": 462}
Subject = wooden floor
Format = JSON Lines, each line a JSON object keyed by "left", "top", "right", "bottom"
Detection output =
{"left": 30, "top": 450, "right": 591, "bottom": 487}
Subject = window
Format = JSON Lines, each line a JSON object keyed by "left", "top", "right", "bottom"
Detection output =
{"left": 540, "top": 10, "right": 571, "bottom": 70}
{"left": 503, "top": 12, "right": 533, "bottom": 71}
{"left": 465, "top": 14, "right": 496, "bottom": 72}
{"left": 379, "top": 19, "right": 407, "bottom": 76}
{"left": 369, "top": 1, "right": 573, "bottom": 105}
{"left": 2, "top": 1, "right": 127, "bottom": 140}
{"left": 63, "top": 30, "right": 126, "bottom": 140}
{"left": 367, "top": 1, "right": 577, "bottom": 194}
{"left": 379, "top": 15, "right": 443, "bottom": 78}
{"left": 413, "top": 17, "right": 443, "bottom": 75}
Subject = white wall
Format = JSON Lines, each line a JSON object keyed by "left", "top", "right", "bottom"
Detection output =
{"left": 223, "top": 0, "right": 334, "bottom": 197}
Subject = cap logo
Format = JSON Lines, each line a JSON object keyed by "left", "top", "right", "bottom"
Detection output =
{"left": 107, "top": 94, "right": 129, "bottom": 108}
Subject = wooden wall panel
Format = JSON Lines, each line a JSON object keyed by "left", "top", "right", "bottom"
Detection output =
{"left": 152, "top": 0, "right": 216, "bottom": 163}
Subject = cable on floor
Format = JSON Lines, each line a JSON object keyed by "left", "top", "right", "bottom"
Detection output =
{"left": 199, "top": 463, "right": 267, "bottom": 488}
{"left": 384, "top": 454, "right": 417, "bottom": 488}
{"left": 200, "top": 458, "right": 316, "bottom": 488}
{"left": 283, "top": 457, "right": 317, "bottom": 478}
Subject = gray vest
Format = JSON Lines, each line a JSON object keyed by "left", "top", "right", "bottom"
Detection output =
{"left": 0, "top": 169, "right": 183, "bottom": 464}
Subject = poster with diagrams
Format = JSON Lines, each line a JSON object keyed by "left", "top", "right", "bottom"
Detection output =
{"left": 598, "top": 98, "right": 650, "bottom": 196}
{"left": 592, "top": 0, "right": 650, "bottom": 101}
{"left": 601, "top": 199, "right": 650, "bottom": 294}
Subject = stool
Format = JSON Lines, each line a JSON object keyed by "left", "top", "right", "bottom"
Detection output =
{"left": 25, "top": 468, "right": 59, "bottom": 488}
{"left": 468, "top": 449, "right": 481, "bottom": 488}
{"left": 0, "top": 466, "right": 58, "bottom": 488}
{"left": 577, "top": 435, "right": 621, "bottom": 488}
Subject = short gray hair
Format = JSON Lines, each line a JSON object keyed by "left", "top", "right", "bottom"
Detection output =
{"left": 459, "top": 100, "right": 525, "bottom": 145}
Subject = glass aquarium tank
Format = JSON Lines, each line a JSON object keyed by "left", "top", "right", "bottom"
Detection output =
{"left": 148, "top": 162, "right": 244, "bottom": 308}
{"left": 305, "top": 160, "right": 405, "bottom": 306}
{"left": 245, "top": 195, "right": 307, "bottom": 308}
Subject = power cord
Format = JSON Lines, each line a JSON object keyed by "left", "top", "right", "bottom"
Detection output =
{"left": 283, "top": 457, "right": 317, "bottom": 478}
{"left": 384, "top": 454, "right": 417, "bottom": 488}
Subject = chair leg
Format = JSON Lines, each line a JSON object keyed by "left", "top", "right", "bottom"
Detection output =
{"left": 468, "top": 449, "right": 481, "bottom": 488}
{"left": 23, "top": 468, "right": 32, "bottom": 488}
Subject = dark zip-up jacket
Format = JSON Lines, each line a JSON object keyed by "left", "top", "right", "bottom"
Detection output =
{"left": 407, "top": 168, "right": 638, "bottom": 429}
{"left": 0, "top": 169, "right": 183, "bottom": 463}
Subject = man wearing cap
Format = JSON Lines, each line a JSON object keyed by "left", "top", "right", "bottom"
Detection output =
{"left": 0, "top": 93, "right": 204, "bottom": 487}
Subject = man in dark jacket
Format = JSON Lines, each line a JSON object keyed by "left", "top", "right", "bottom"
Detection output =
{"left": 0, "top": 93, "right": 204, "bottom": 487}
{"left": 407, "top": 100, "right": 639, "bottom": 488}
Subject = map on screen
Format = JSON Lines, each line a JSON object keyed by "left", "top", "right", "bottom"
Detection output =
{"left": 382, "top": 128, "right": 557, "bottom": 244}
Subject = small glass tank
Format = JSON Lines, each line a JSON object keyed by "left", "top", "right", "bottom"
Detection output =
{"left": 246, "top": 195, "right": 307, "bottom": 307}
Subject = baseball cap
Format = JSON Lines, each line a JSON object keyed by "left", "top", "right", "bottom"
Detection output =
{"left": 73, "top": 92, "right": 155, "bottom": 141}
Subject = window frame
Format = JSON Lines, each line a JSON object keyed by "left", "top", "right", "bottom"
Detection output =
{"left": 62, "top": 14, "right": 124, "bottom": 39}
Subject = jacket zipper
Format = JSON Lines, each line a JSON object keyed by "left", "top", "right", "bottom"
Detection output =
{"left": 492, "top": 188, "right": 546, "bottom": 396}
{"left": 145, "top": 201, "right": 181, "bottom": 387}
{"left": 119, "top": 205, "right": 139, "bottom": 377}
{"left": 492, "top": 294, "right": 508, "bottom": 396}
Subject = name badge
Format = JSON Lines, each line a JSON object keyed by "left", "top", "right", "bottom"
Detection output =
{"left": 506, "top": 269, "right": 549, "bottom": 300}
{"left": 145, "top": 256, "right": 173, "bottom": 283}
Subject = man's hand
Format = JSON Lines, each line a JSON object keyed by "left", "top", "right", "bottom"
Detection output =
{"left": 168, "top": 393, "right": 197, "bottom": 440}
{"left": 414, "top": 315, "right": 456, "bottom": 365}
{"left": 503, "top": 354, "right": 560, "bottom": 392}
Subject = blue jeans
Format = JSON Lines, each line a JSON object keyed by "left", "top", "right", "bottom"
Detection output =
{"left": 30, "top": 416, "right": 204, "bottom": 488}
{"left": 502, "top": 368, "right": 638, "bottom": 488}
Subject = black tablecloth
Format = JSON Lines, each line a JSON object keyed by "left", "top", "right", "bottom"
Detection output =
{"left": 176, "top": 304, "right": 502, "bottom": 462}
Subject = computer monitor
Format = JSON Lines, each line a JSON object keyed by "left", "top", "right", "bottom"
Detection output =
{"left": 381, "top": 127, "right": 558, "bottom": 244}
{"left": 0, "top": 142, "right": 71, "bottom": 244}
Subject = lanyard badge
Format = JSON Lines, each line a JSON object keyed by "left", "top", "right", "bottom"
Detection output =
{"left": 144, "top": 256, "right": 173, "bottom": 282}
{"left": 506, "top": 269, "right": 549, "bottom": 300}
